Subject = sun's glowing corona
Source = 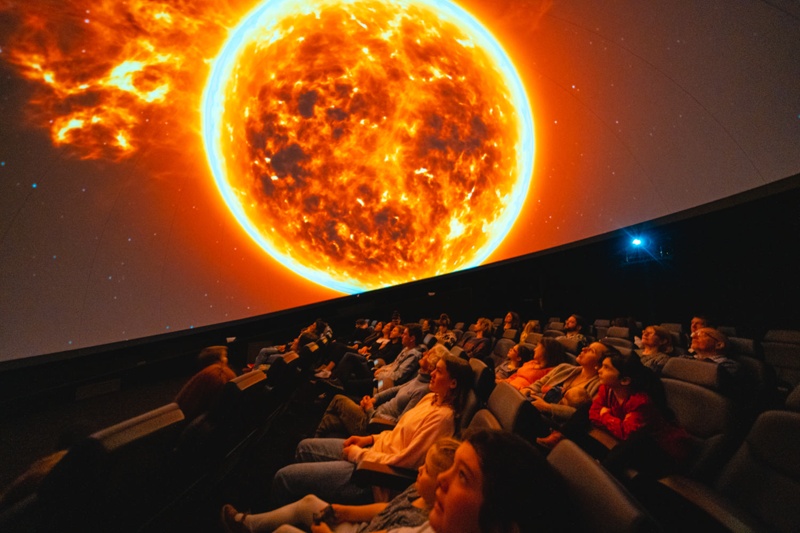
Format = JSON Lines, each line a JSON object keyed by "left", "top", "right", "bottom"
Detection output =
{"left": 202, "top": 0, "right": 534, "bottom": 294}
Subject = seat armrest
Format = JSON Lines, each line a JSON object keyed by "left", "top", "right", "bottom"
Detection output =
{"left": 352, "top": 461, "right": 416, "bottom": 491}
{"left": 588, "top": 428, "right": 620, "bottom": 450}
{"left": 657, "top": 474, "right": 764, "bottom": 531}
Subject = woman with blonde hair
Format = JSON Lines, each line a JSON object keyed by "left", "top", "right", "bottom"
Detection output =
{"left": 519, "top": 320, "right": 541, "bottom": 344}
{"left": 636, "top": 325, "right": 674, "bottom": 374}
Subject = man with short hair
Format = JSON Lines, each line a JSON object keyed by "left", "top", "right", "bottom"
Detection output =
{"left": 683, "top": 327, "right": 743, "bottom": 395}
{"left": 315, "top": 345, "right": 445, "bottom": 437}
{"left": 374, "top": 323, "right": 423, "bottom": 390}
{"left": 564, "top": 314, "right": 587, "bottom": 349}
{"left": 686, "top": 315, "right": 712, "bottom": 353}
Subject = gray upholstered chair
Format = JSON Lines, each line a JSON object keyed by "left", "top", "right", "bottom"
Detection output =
{"left": 548, "top": 439, "right": 660, "bottom": 532}
{"left": 660, "top": 358, "right": 741, "bottom": 482}
{"left": 761, "top": 329, "right": 800, "bottom": 393}
{"left": 658, "top": 410, "right": 800, "bottom": 533}
{"left": 467, "top": 381, "right": 538, "bottom": 441}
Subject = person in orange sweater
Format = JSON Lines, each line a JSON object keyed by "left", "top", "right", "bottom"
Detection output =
{"left": 503, "top": 338, "right": 567, "bottom": 391}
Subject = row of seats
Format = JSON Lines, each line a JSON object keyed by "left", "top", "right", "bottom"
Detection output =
{"left": 354, "top": 349, "right": 800, "bottom": 532}
{"left": 3, "top": 314, "right": 796, "bottom": 531}
{"left": 0, "top": 364, "right": 300, "bottom": 532}
{"left": 444, "top": 315, "right": 799, "bottom": 404}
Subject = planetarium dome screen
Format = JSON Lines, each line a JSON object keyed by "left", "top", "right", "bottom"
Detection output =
{"left": 1, "top": 0, "right": 798, "bottom": 362}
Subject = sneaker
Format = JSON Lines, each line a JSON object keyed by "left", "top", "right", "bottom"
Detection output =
{"left": 220, "top": 504, "right": 248, "bottom": 533}
{"left": 314, "top": 369, "right": 332, "bottom": 379}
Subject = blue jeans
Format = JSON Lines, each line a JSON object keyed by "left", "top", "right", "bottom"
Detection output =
{"left": 270, "top": 438, "right": 372, "bottom": 507}
{"left": 254, "top": 346, "right": 283, "bottom": 368}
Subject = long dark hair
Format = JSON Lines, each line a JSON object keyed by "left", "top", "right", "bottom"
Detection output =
{"left": 599, "top": 347, "right": 674, "bottom": 421}
{"left": 516, "top": 344, "right": 534, "bottom": 363}
{"left": 538, "top": 338, "right": 568, "bottom": 367}
{"left": 465, "top": 429, "right": 568, "bottom": 532}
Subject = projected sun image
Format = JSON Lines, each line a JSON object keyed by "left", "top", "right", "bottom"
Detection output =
{"left": 2, "top": 0, "right": 533, "bottom": 296}
{"left": 204, "top": 0, "right": 534, "bottom": 293}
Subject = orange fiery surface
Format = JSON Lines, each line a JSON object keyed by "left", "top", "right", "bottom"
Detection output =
{"left": 0, "top": 0, "right": 249, "bottom": 160}
{"left": 2, "top": 0, "right": 532, "bottom": 293}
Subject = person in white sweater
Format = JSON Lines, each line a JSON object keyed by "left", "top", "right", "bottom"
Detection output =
{"left": 270, "top": 355, "right": 473, "bottom": 506}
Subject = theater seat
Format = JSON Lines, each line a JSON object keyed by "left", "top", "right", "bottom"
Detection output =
{"left": 556, "top": 336, "right": 582, "bottom": 357}
{"left": 468, "top": 382, "right": 538, "bottom": 441}
{"left": 600, "top": 336, "right": 634, "bottom": 356}
{"left": 489, "top": 337, "right": 515, "bottom": 368}
{"left": 606, "top": 326, "right": 631, "bottom": 339}
{"left": 547, "top": 439, "right": 659, "bottom": 533}
{"left": 660, "top": 358, "right": 740, "bottom": 483}
{"left": 761, "top": 329, "right": 800, "bottom": 394}
{"left": 657, "top": 410, "right": 800, "bottom": 533}
{"left": 36, "top": 403, "right": 186, "bottom": 532}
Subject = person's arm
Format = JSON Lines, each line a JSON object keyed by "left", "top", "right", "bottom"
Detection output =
{"left": 343, "top": 434, "right": 377, "bottom": 462}
{"left": 361, "top": 407, "right": 454, "bottom": 466}
{"left": 331, "top": 503, "right": 389, "bottom": 524}
{"left": 545, "top": 402, "right": 577, "bottom": 422}
{"left": 372, "top": 383, "right": 403, "bottom": 407}
{"left": 389, "top": 352, "right": 419, "bottom": 384}
{"left": 528, "top": 364, "right": 571, "bottom": 396}
{"left": 393, "top": 385, "right": 428, "bottom": 419}
{"left": 592, "top": 392, "right": 652, "bottom": 440}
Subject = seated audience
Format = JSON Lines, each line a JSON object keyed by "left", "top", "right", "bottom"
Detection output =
{"left": 494, "top": 342, "right": 533, "bottom": 381}
{"left": 503, "top": 338, "right": 566, "bottom": 391}
{"left": 534, "top": 387, "right": 592, "bottom": 449}
{"left": 390, "top": 310, "right": 402, "bottom": 326}
{"left": 315, "top": 322, "right": 392, "bottom": 379}
{"left": 519, "top": 319, "right": 541, "bottom": 344}
{"left": 682, "top": 327, "right": 743, "bottom": 393}
{"left": 498, "top": 311, "right": 520, "bottom": 338}
{"left": 373, "top": 324, "right": 425, "bottom": 390}
{"left": 175, "top": 345, "right": 236, "bottom": 422}
{"left": 319, "top": 324, "right": 417, "bottom": 397}
{"left": 612, "top": 316, "right": 641, "bottom": 339}
{"left": 524, "top": 341, "right": 604, "bottom": 425}
{"left": 420, "top": 318, "right": 434, "bottom": 338}
{"left": 363, "top": 321, "right": 385, "bottom": 348}
{"left": 461, "top": 317, "right": 493, "bottom": 363}
{"left": 424, "top": 429, "right": 569, "bottom": 533}
{"left": 361, "top": 322, "right": 392, "bottom": 356}
{"left": 220, "top": 437, "right": 460, "bottom": 533}
{"left": 370, "top": 324, "right": 405, "bottom": 367}
{"left": 563, "top": 314, "right": 587, "bottom": 348}
{"left": 315, "top": 345, "right": 448, "bottom": 438}
{"left": 270, "top": 354, "right": 472, "bottom": 506}
{"left": 340, "top": 318, "right": 374, "bottom": 350}
{"left": 253, "top": 319, "right": 329, "bottom": 370}
{"left": 434, "top": 313, "right": 457, "bottom": 349}
{"left": 588, "top": 348, "right": 692, "bottom": 478}
{"left": 636, "top": 325, "right": 675, "bottom": 374}
{"left": 686, "top": 315, "right": 713, "bottom": 352}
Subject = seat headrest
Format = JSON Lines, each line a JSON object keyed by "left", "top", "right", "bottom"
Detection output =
{"left": 662, "top": 357, "right": 721, "bottom": 390}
